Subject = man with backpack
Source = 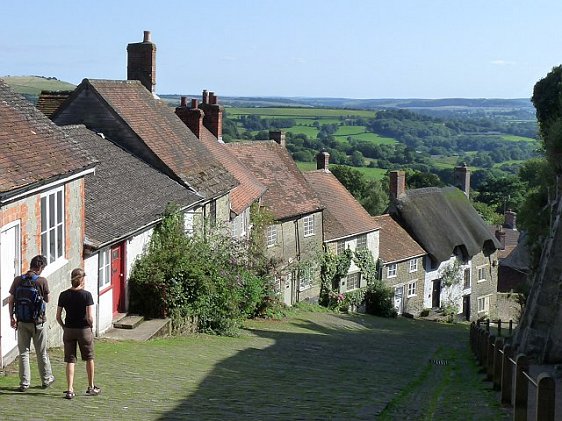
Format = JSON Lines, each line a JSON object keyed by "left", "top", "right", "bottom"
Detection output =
{"left": 8, "top": 255, "right": 55, "bottom": 392}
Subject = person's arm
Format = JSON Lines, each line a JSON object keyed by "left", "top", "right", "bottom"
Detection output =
{"left": 56, "top": 306, "right": 64, "bottom": 328}
{"left": 86, "top": 305, "right": 94, "bottom": 328}
{"left": 8, "top": 295, "right": 16, "bottom": 328}
{"left": 42, "top": 278, "right": 50, "bottom": 303}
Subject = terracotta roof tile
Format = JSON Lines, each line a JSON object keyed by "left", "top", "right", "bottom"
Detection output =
{"left": 227, "top": 141, "right": 323, "bottom": 220}
{"left": 303, "top": 169, "right": 379, "bottom": 241}
{"left": 58, "top": 79, "right": 237, "bottom": 199}
{"left": 199, "top": 127, "right": 266, "bottom": 215}
{"left": 372, "top": 214, "right": 426, "bottom": 263}
{"left": 61, "top": 125, "right": 201, "bottom": 248}
{"left": 0, "top": 79, "right": 95, "bottom": 197}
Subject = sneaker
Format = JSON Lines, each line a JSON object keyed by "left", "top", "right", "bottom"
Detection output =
{"left": 42, "top": 376, "right": 55, "bottom": 389}
{"left": 85, "top": 385, "right": 101, "bottom": 396}
{"left": 64, "top": 390, "right": 75, "bottom": 400}
{"left": 18, "top": 385, "right": 29, "bottom": 392}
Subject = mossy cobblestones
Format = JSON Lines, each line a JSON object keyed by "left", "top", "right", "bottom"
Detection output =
{"left": 0, "top": 312, "right": 510, "bottom": 420}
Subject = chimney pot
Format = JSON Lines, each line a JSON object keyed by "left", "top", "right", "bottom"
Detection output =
{"left": 143, "top": 31, "right": 151, "bottom": 42}
{"left": 202, "top": 90, "right": 209, "bottom": 104}
{"left": 495, "top": 228, "right": 506, "bottom": 250}
{"left": 454, "top": 164, "right": 471, "bottom": 198}
{"left": 316, "top": 151, "right": 330, "bottom": 171}
{"left": 209, "top": 92, "right": 218, "bottom": 105}
{"left": 180, "top": 96, "right": 187, "bottom": 107}
{"left": 191, "top": 98, "right": 198, "bottom": 108}
{"left": 269, "top": 130, "right": 286, "bottom": 147}
{"left": 389, "top": 170, "right": 406, "bottom": 201}
{"left": 504, "top": 210, "right": 517, "bottom": 230}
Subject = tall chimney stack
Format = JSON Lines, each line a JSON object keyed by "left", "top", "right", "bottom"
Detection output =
{"left": 199, "top": 90, "right": 223, "bottom": 141}
{"left": 316, "top": 150, "right": 330, "bottom": 171}
{"left": 127, "top": 30, "right": 157, "bottom": 93}
{"left": 504, "top": 210, "right": 517, "bottom": 230}
{"left": 454, "top": 163, "right": 471, "bottom": 197}
{"left": 389, "top": 170, "right": 406, "bottom": 201}
{"left": 175, "top": 96, "right": 205, "bottom": 138}
{"left": 269, "top": 130, "right": 286, "bottom": 147}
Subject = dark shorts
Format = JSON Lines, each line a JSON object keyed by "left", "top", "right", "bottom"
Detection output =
{"left": 63, "top": 327, "right": 94, "bottom": 363}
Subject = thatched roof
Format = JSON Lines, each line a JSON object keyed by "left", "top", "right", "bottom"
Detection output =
{"left": 390, "top": 186, "right": 501, "bottom": 263}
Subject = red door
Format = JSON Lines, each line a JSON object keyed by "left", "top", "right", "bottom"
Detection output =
{"left": 111, "top": 243, "right": 125, "bottom": 314}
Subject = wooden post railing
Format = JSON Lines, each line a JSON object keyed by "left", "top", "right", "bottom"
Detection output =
{"left": 468, "top": 319, "right": 557, "bottom": 421}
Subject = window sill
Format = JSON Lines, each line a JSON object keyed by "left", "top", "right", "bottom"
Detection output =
{"left": 42, "top": 258, "right": 68, "bottom": 278}
{"left": 99, "top": 284, "right": 112, "bottom": 296}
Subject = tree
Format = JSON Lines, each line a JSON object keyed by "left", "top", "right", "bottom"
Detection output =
{"left": 330, "top": 165, "right": 388, "bottom": 215}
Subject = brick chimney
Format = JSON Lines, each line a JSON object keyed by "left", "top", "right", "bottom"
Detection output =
{"left": 504, "top": 210, "right": 517, "bottom": 230}
{"left": 269, "top": 130, "right": 286, "bottom": 147}
{"left": 454, "top": 163, "right": 471, "bottom": 197}
{"left": 495, "top": 227, "right": 506, "bottom": 250}
{"left": 127, "top": 30, "right": 157, "bottom": 93}
{"left": 389, "top": 170, "right": 406, "bottom": 201}
{"left": 316, "top": 151, "right": 330, "bottom": 171}
{"left": 198, "top": 90, "right": 223, "bottom": 141}
{"left": 175, "top": 97, "right": 205, "bottom": 138}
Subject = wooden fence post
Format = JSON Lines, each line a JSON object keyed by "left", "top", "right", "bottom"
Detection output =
{"left": 486, "top": 318, "right": 490, "bottom": 332}
{"left": 501, "top": 344, "right": 513, "bottom": 406}
{"left": 480, "top": 328, "right": 488, "bottom": 366}
{"left": 493, "top": 336, "right": 504, "bottom": 390}
{"left": 536, "top": 373, "right": 555, "bottom": 421}
{"left": 487, "top": 334, "right": 496, "bottom": 380}
{"left": 497, "top": 319, "right": 502, "bottom": 337}
{"left": 509, "top": 320, "right": 513, "bottom": 336}
{"left": 514, "top": 354, "right": 529, "bottom": 421}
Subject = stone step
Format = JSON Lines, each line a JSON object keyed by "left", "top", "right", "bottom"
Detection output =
{"left": 113, "top": 314, "right": 144, "bottom": 330}
{"left": 103, "top": 318, "right": 171, "bottom": 341}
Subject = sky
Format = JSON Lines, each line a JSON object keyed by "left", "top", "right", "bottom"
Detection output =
{"left": 2, "top": 1, "right": 562, "bottom": 99}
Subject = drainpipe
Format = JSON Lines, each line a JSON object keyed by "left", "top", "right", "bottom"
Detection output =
{"left": 294, "top": 219, "right": 301, "bottom": 303}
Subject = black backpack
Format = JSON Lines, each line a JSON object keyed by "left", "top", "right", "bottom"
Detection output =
{"left": 14, "top": 273, "right": 45, "bottom": 324}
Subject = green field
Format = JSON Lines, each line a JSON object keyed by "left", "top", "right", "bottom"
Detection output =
{"left": 226, "top": 107, "right": 376, "bottom": 119}
{"left": 2, "top": 75, "right": 75, "bottom": 96}
{"left": 500, "top": 134, "right": 537, "bottom": 142}
{"left": 296, "top": 162, "right": 387, "bottom": 180}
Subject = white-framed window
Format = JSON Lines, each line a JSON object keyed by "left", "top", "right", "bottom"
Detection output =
{"left": 266, "top": 225, "right": 277, "bottom": 247}
{"left": 337, "top": 240, "right": 345, "bottom": 255}
{"left": 387, "top": 263, "right": 397, "bottom": 278}
{"left": 407, "top": 281, "right": 417, "bottom": 297}
{"left": 299, "top": 267, "right": 313, "bottom": 291}
{"left": 478, "top": 295, "right": 491, "bottom": 313}
{"left": 41, "top": 187, "right": 64, "bottom": 264}
{"left": 477, "top": 266, "right": 487, "bottom": 282}
{"left": 98, "top": 248, "right": 111, "bottom": 289}
{"left": 303, "top": 215, "right": 314, "bottom": 237}
{"left": 347, "top": 272, "right": 361, "bottom": 291}
{"left": 409, "top": 259, "right": 418, "bottom": 272}
{"left": 356, "top": 234, "right": 367, "bottom": 250}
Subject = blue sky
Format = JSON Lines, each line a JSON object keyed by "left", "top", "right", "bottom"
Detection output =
{"left": 2, "top": 1, "right": 562, "bottom": 99}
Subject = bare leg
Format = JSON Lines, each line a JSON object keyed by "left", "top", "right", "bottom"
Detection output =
{"left": 66, "top": 363, "right": 75, "bottom": 392}
{"left": 86, "top": 359, "right": 95, "bottom": 388}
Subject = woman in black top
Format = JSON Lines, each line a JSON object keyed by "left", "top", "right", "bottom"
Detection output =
{"left": 56, "top": 268, "right": 101, "bottom": 400}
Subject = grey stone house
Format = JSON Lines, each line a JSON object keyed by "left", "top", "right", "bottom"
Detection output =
{"left": 388, "top": 170, "right": 501, "bottom": 321}
{"left": 372, "top": 214, "right": 427, "bottom": 316}
{"left": 228, "top": 135, "right": 324, "bottom": 305}
{"left": 303, "top": 151, "right": 380, "bottom": 294}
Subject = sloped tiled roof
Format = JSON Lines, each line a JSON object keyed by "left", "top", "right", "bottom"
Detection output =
{"left": 62, "top": 125, "right": 201, "bottom": 248}
{"left": 372, "top": 214, "right": 426, "bottom": 264}
{"left": 487, "top": 226, "right": 520, "bottom": 260}
{"left": 390, "top": 187, "right": 501, "bottom": 263}
{"left": 0, "top": 79, "right": 95, "bottom": 198}
{"left": 227, "top": 141, "right": 323, "bottom": 220}
{"left": 57, "top": 79, "right": 237, "bottom": 199}
{"left": 303, "top": 169, "right": 379, "bottom": 241}
{"left": 199, "top": 127, "right": 266, "bottom": 215}
{"left": 36, "top": 90, "right": 73, "bottom": 118}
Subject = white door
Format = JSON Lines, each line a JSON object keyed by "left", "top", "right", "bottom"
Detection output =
{"left": 394, "top": 286, "right": 404, "bottom": 315}
{"left": 283, "top": 274, "right": 292, "bottom": 306}
{"left": 1, "top": 222, "right": 20, "bottom": 364}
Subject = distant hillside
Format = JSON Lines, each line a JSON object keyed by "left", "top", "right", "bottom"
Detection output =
{"left": 1, "top": 75, "right": 75, "bottom": 103}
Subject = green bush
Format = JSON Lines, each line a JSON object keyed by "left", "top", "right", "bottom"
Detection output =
{"left": 364, "top": 281, "right": 397, "bottom": 318}
{"left": 129, "top": 205, "right": 272, "bottom": 335}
